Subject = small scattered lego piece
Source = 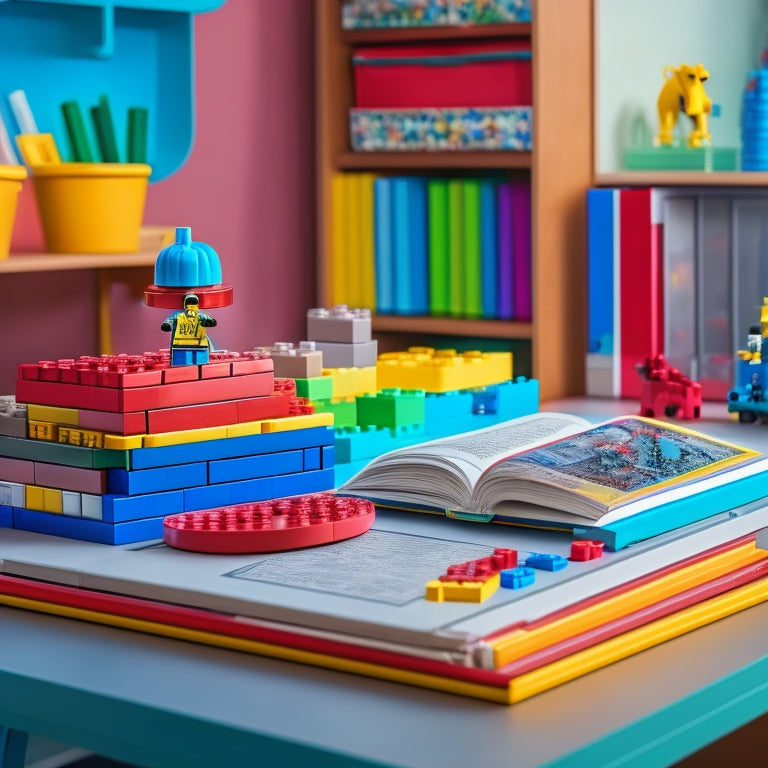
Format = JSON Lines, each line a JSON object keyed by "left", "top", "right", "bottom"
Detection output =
{"left": 426, "top": 547, "right": 517, "bottom": 602}
{"left": 569, "top": 539, "right": 605, "bottom": 561}
{"left": 499, "top": 566, "right": 536, "bottom": 589}
{"left": 636, "top": 354, "right": 702, "bottom": 420}
{"left": 524, "top": 553, "right": 568, "bottom": 571}
{"left": 163, "top": 492, "right": 375, "bottom": 554}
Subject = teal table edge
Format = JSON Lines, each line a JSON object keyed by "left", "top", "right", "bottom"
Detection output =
{"left": 543, "top": 655, "right": 768, "bottom": 768}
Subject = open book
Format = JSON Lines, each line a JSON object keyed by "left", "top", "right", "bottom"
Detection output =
{"left": 339, "top": 413, "right": 766, "bottom": 530}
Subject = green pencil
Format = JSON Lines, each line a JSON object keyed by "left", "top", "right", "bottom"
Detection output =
{"left": 61, "top": 100, "right": 94, "bottom": 162}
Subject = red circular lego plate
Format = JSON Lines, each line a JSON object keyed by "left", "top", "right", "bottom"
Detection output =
{"left": 163, "top": 493, "right": 375, "bottom": 554}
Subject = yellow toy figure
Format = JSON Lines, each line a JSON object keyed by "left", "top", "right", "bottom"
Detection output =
{"left": 656, "top": 63, "right": 712, "bottom": 148}
{"left": 161, "top": 292, "right": 217, "bottom": 366}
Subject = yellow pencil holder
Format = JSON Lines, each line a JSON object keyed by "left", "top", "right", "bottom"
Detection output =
{"left": 0, "top": 164, "right": 28, "bottom": 260}
{"left": 31, "top": 162, "right": 151, "bottom": 254}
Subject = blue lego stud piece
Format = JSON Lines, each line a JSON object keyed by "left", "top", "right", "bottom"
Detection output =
{"left": 500, "top": 566, "right": 536, "bottom": 589}
{"left": 525, "top": 553, "right": 568, "bottom": 572}
{"left": 154, "top": 226, "right": 223, "bottom": 288}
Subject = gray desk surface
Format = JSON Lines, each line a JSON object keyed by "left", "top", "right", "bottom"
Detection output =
{"left": 2, "top": 398, "right": 768, "bottom": 768}
{"left": 1, "top": 598, "right": 767, "bottom": 768}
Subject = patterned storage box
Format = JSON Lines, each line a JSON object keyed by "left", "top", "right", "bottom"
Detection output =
{"left": 350, "top": 106, "right": 532, "bottom": 151}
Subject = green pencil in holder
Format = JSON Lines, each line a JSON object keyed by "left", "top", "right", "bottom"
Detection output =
{"left": 61, "top": 100, "right": 94, "bottom": 162}
{"left": 90, "top": 94, "right": 120, "bottom": 162}
{"left": 127, "top": 107, "right": 149, "bottom": 164}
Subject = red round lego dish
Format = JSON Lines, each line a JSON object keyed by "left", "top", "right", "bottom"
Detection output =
{"left": 163, "top": 493, "right": 375, "bottom": 554}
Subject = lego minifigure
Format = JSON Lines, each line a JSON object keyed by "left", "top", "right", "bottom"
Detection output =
{"left": 161, "top": 293, "right": 217, "bottom": 366}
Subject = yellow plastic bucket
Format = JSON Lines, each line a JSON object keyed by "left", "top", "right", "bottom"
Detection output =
{"left": 0, "top": 164, "right": 28, "bottom": 260}
{"left": 31, "top": 162, "right": 151, "bottom": 254}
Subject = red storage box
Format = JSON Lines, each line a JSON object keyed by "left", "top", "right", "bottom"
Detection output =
{"left": 352, "top": 40, "right": 532, "bottom": 109}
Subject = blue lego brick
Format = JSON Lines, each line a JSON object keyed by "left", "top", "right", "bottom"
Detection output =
{"left": 423, "top": 390, "right": 474, "bottom": 424}
{"left": 101, "top": 490, "right": 186, "bottom": 523}
{"left": 494, "top": 377, "right": 539, "bottom": 421}
{"left": 13, "top": 508, "right": 164, "bottom": 544}
{"left": 321, "top": 444, "right": 335, "bottom": 469}
{"left": 129, "top": 426, "right": 334, "bottom": 470}
{"left": 525, "top": 553, "right": 568, "bottom": 571}
{"left": 500, "top": 567, "right": 536, "bottom": 589}
{"left": 303, "top": 446, "right": 321, "bottom": 471}
{"left": 208, "top": 450, "right": 303, "bottom": 484}
{"left": 106, "top": 462, "right": 209, "bottom": 495}
{"left": 0, "top": 503, "right": 12, "bottom": 528}
{"left": 272, "top": 467, "right": 335, "bottom": 498}
{"left": 0, "top": 434, "right": 129, "bottom": 469}
{"left": 183, "top": 477, "right": 274, "bottom": 512}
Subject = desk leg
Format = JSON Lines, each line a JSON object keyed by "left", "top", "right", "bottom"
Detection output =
{"left": 0, "top": 727, "right": 28, "bottom": 768}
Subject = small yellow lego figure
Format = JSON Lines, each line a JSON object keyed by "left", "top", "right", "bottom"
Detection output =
{"left": 656, "top": 63, "right": 712, "bottom": 148}
{"left": 161, "top": 292, "right": 217, "bottom": 366}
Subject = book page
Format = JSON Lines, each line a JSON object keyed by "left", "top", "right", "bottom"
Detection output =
{"left": 340, "top": 412, "right": 590, "bottom": 513}
{"left": 475, "top": 416, "right": 763, "bottom": 520}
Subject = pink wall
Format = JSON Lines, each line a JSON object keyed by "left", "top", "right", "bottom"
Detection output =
{"left": 0, "top": 0, "right": 316, "bottom": 394}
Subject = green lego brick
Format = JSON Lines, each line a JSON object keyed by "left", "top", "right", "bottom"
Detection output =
{"left": 313, "top": 398, "right": 358, "bottom": 427}
{"left": 356, "top": 388, "right": 426, "bottom": 429}
{"left": 0, "top": 434, "right": 127, "bottom": 469}
{"left": 624, "top": 145, "right": 738, "bottom": 171}
{"left": 295, "top": 376, "right": 334, "bottom": 401}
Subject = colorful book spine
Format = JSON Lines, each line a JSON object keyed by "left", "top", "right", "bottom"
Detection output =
{"left": 408, "top": 177, "right": 429, "bottom": 315}
{"left": 358, "top": 172, "right": 377, "bottom": 310}
{"left": 392, "top": 177, "right": 414, "bottom": 314}
{"left": 511, "top": 180, "right": 532, "bottom": 321}
{"left": 427, "top": 178, "right": 450, "bottom": 316}
{"left": 480, "top": 179, "right": 498, "bottom": 319}
{"left": 447, "top": 178, "right": 464, "bottom": 317}
{"left": 497, "top": 181, "right": 514, "bottom": 320}
{"left": 462, "top": 178, "right": 483, "bottom": 319}
{"left": 373, "top": 176, "right": 394, "bottom": 314}
{"left": 619, "top": 187, "right": 664, "bottom": 399}
{"left": 330, "top": 173, "right": 349, "bottom": 306}
{"left": 586, "top": 187, "right": 621, "bottom": 398}
{"left": 346, "top": 173, "right": 363, "bottom": 307}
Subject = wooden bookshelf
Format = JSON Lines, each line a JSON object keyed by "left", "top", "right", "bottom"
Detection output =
{"left": 315, "top": 0, "right": 592, "bottom": 401}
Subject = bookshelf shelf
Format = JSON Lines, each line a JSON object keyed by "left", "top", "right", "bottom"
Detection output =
{"left": 337, "top": 151, "right": 532, "bottom": 170}
{"left": 595, "top": 171, "right": 768, "bottom": 187}
{"left": 341, "top": 22, "right": 531, "bottom": 45}
{"left": 316, "top": 0, "right": 592, "bottom": 401}
{"left": 373, "top": 315, "right": 533, "bottom": 339}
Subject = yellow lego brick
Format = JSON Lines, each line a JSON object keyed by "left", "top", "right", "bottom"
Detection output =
{"left": 425, "top": 574, "right": 500, "bottom": 603}
{"left": 142, "top": 425, "right": 229, "bottom": 448}
{"left": 58, "top": 427, "right": 104, "bottom": 448}
{"left": 103, "top": 434, "right": 144, "bottom": 450}
{"left": 226, "top": 421, "right": 264, "bottom": 438}
{"left": 28, "top": 421, "right": 58, "bottom": 441}
{"left": 25, "top": 485, "right": 45, "bottom": 512}
{"left": 377, "top": 348, "right": 513, "bottom": 393}
{"left": 321, "top": 366, "right": 377, "bottom": 399}
{"left": 27, "top": 404, "right": 79, "bottom": 426}
{"left": 43, "top": 487, "right": 63, "bottom": 514}
{"left": 261, "top": 412, "right": 334, "bottom": 433}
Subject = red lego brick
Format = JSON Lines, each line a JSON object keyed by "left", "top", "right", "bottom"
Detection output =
{"left": 163, "top": 493, "right": 375, "bottom": 553}
{"left": 77, "top": 409, "right": 148, "bottom": 436}
{"left": 236, "top": 393, "right": 292, "bottom": 423}
{"left": 162, "top": 365, "right": 200, "bottom": 384}
{"left": 199, "top": 361, "right": 233, "bottom": 380}
{"left": 273, "top": 378, "right": 297, "bottom": 396}
{"left": 16, "top": 378, "right": 120, "bottom": 412}
{"left": 146, "top": 400, "right": 240, "bottom": 434}
{"left": 120, "top": 371, "right": 275, "bottom": 412}
{"left": 440, "top": 548, "right": 518, "bottom": 583}
{"left": 570, "top": 540, "right": 605, "bottom": 561}
{"left": 231, "top": 357, "right": 274, "bottom": 376}
{"left": 18, "top": 363, "right": 40, "bottom": 381}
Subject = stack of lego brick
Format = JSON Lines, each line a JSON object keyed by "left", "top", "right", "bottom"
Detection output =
{"left": 0, "top": 350, "right": 335, "bottom": 544}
